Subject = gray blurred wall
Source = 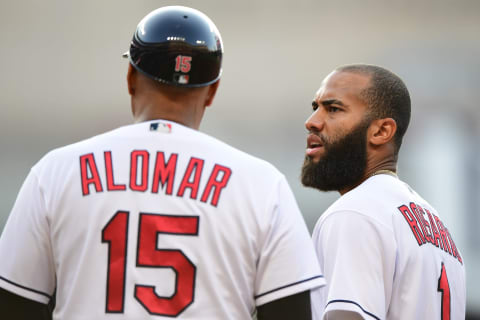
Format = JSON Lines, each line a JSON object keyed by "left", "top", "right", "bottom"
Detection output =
{"left": 1, "top": 0, "right": 479, "bottom": 316}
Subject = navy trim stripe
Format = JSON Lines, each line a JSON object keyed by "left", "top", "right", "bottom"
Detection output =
{"left": 0, "top": 276, "right": 52, "bottom": 299}
{"left": 326, "top": 299, "right": 380, "bottom": 320}
{"left": 255, "top": 275, "right": 324, "bottom": 299}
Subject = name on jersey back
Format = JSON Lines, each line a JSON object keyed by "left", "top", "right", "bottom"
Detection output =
{"left": 79, "top": 150, "right": 232, "bottom": 207}
{"left": 398, "top": 202, "right": 462, "bottom": 265}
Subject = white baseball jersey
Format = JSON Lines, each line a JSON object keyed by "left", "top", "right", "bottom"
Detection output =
{"left": 311, "top": 173, "right": 466, "bottom": 320}
{"left": 0, "top": 120, "right": 325, "bottom": 319}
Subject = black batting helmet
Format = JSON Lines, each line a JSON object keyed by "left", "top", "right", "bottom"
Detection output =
{"left": 123, "top": 6, "right": 223, "bottom": 87}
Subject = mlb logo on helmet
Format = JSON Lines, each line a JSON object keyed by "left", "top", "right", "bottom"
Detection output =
{"left": 174, "top": 73, "right": 190, "bottom": 84}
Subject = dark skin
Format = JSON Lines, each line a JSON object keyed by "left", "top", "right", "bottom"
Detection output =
{"left": 0, "top": 288, "right": 52, "bottom": 320}
{"left": 305, "top": 70, "right": 397, "bottom": 320}
{"left": 257, "top": 291, "right": 312, "bottom": 320}
{"left": 305, "top": 70, "right": 398, "bottom": 195}
{"left": 126, "top": 64, "right": 219, "bottom": 128}
{"left": 1, "top": 64, "right": 313, "bottom": 320}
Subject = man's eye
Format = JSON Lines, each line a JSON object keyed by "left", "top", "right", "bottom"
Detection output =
{"left": 312, "top": 102, "right": 319, "bottom": 111}
{"left": 328, "top": 106, "right": 340, "bottom": 113}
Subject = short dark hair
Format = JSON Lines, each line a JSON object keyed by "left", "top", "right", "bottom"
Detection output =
{"left": 335, "top": 64, "right": 411, "bottom": 154}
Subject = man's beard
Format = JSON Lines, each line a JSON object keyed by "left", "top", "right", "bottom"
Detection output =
{"left": 301, "top": 120, "right": 369, "bottom": 192}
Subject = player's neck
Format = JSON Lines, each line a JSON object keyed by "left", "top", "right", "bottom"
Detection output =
{"left": 338, "top": 158, "right": 397, "bottom": 195}
{"left": 363, "top": 160, "right": 397, "bottom": 181}
{"left": 131, "top": 94, "right": 206, "bottom": 129}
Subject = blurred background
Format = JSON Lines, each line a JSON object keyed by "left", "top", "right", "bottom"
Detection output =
{"left": 0, "top": 0, "right": 479, "bottom": 317}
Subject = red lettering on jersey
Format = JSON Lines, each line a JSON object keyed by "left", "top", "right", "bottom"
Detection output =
{"left": 425, "top": 209, "right": 442, "bottom": 249}
{"left": 417, "top": 205, "right": 434, "bottom": 244}
{"left": 399, "top": 203, "right": 462, "bottom": 266}
{"left": 130, "top": 150, "right": 149, "bottom": 192}
{"left": 446, "top": 228, "right": 462, "bottom": 264}
{"left": 410, "top": 203, "right": 433, "bottom": 244}
{"left": 200, "top": 165, "right": 232, "bottom": 206}
{"left": 80, "top": 153, "right": 103, "bottom": 195}
{"left": 152, "top": 152, "right": 177, "bottom": 195}
{"left": 438, "top": 263, "right": 451, "bottom": 320}
{"left": 398, "top": 205, "right": 425, "bottom": 245}
{"left": 105, "top": 151, "right": 126, "bottom": 191}
{"left": 434, "top": 215, "right": 452, "bottom": 255}
{"left": 102, "top": 211, "right": 129, "bottom": 313}
{"left": 177, "top": 158, "right": 204, "bottom": 199}
{"left": 135, "top": 214, "right": 197, "bottom": 316}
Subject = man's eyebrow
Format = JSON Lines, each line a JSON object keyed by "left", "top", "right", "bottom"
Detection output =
{"left": 321, "top": 99, "right": 345, "bottom": 107}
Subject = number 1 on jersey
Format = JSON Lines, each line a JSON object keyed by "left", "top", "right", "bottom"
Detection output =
{"left": 438, "top": 263, "right": 451, "bottom": 320}
{"left": 102, "top": 211, "right": 129, "bottom": 313}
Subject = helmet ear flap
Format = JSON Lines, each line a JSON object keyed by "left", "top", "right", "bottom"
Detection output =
{"left": 124, "top": 6, "right": 223, "bottom": 88}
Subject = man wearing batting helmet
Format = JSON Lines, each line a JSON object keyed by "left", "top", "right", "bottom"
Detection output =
{"left": 0, "top": 6, "right": 324, "bottom": 319}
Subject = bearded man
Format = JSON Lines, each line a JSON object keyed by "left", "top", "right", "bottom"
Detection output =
{"left": 301, "top": 64, "right": 466, "bottom": 320}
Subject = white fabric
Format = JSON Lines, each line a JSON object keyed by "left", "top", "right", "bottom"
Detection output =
{"left": 311, "top": 174, "right": 466, "bottom": 320}
{"left": 0, "top": 120, "right": 324, "bottom": 319}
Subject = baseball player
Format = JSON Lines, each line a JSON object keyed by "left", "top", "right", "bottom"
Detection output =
{"left": 301, "top": 64, "right": 466, "bottom": 319}
{"left": 0, "top": 6, "right": 324, "bottom": 319}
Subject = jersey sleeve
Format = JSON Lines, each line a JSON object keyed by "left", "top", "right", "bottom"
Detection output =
{"left": 254, "top": 176, "right": 325, "bottom": 306}
{"left": 0, "top": 169, "right": 56, "bottom": 304}
{"left": 313, "top": 211, "right": 396, "bottom": 320}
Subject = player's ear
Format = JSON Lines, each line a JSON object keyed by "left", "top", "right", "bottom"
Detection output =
{"left": 127, "top": 64, "right": 137, "bottom": 96}
{"left": 368, "top": 117, "right": 397, "bottom": 146}
{"left": 204, "top": 80, "right": 220, "bottom": 107}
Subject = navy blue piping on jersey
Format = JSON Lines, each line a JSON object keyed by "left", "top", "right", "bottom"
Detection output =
{"left": 0, "top": 276, "right": 52, "bottom": 299}
{"left": 254, "top": 275, "right": 324, "bottom": 299}
{"left": 326, "top": 299, "right": 380, "bottom": 320}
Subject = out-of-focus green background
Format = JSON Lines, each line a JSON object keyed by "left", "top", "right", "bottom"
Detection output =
{"left": 1, "top": 0, "right": 479, "bottom": 317}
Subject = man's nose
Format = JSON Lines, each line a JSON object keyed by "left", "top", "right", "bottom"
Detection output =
{"left": 305, "top": 109, "right": 325, "bottom": 133}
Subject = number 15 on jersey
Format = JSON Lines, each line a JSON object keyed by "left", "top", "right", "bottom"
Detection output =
{"left": 102, "top": 210, "right": 199, "bottom": 317}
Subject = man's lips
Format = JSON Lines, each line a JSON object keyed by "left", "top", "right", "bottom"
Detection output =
{"left": 306, "top": 134, "right": 324, "bottom": 156}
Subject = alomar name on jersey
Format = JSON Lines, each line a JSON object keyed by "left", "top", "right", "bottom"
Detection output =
{"left": 79, "top": 150, "right": 232, "bottom": 207}
{"left": 398, "top": 202, "right": 462, "bottom": 264}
